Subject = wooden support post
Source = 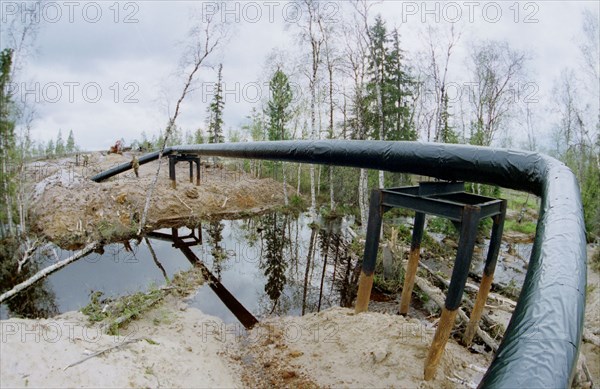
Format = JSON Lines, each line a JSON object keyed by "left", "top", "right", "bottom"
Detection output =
{"left": 400, "top": 212, "right": 425, "bottom": 314}
{"left": 463, "top": 272, "right": 494, "bottom": 346}
{"left": 189, "top": 161, "right": 193, "bottom": 183}
{"left": 463, "top": 200, "right": 506, "bottom": 346}
{"left": 424, "top": 307, "right": 458, "bottom": 380}
{"left": 424, "top": 205, "right": 480, "bottom": 380}
{"left": 355, "top": 189, "right": 384, "bottom": 314}
{"left": 355, "top": 271, "right": 374, "bottom": 313}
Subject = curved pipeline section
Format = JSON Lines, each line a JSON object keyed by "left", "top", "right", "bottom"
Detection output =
{"left": 92, "top": 140, "right": 587, "bottom": 387}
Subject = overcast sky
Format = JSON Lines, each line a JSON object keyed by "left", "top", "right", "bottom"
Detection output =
{"left": 1, "top": 0, "right": 598, "bottom": 151}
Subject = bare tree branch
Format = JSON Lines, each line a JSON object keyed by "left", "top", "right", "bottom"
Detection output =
{"left": 138, "top": 12, "right": 228, "bottom": 234}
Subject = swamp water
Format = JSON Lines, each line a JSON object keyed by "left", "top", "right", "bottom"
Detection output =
{"left": 1, "top": 212, "right": 358, "bottom": 325}
{"left": 1, "top": 212, "right": 532, "bottom": 323}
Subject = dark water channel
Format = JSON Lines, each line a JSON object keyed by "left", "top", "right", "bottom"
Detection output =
{"left": 1, "top": 211, "right": 530, "bottom": 323}
{"left": 1, "top": 212, "right": 358, "bottom": 324}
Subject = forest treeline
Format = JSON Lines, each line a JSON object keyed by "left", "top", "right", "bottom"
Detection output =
{"left": 1, "top": 2, "right": 598, "bottom": 245}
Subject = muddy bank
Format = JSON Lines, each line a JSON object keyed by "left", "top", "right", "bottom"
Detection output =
{"left": 28, "top": 153, "right": 288, "bottom": 249}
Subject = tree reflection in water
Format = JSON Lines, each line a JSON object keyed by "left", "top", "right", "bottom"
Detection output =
{"left": 0, "top": 245, "right": 58, "bottom": 318}
{"left": 207, "top": 221, "right": 226, "bottom": 280}
{"left": 260, "top": 213, "right": 289, "bottom": 313}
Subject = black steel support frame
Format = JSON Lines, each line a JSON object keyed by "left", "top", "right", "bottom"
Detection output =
{"left": 168, "top": 153, "right": 201, "bottom": 188}
{"left": 90, "top": 140, "right": 587, "bottom": 388}
{"left": 361, "top": 183, "right": 506, "bottom": 311}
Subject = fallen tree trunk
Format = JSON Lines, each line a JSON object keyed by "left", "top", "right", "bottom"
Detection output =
{"left": 0, "top": 241, "right": 99, "bottom": 304}
{"left": 413, "top": 274, "right": 499, "bottom": 352}
{"left": 419, "top": 261, "right": 516, "bottom": 309}
{"left": 583, "top": 328, "right": 600, "bottom": 347}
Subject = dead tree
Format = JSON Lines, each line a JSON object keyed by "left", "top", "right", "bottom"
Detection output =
{"left": 138, "top": 11, "right": 228, "bottom": 234}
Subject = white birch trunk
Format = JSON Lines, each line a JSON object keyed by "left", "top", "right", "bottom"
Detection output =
{"left": 358, "top": 168, "right": 369, "bottom": 235}
{"left": 329, "top": 166, "right": 335, "bottom": 211}
{"left": 282, "top": 162, "right": 288, "bottom": 206}
{"left": 0, "top": 242, "right": 98, "bottom": 303}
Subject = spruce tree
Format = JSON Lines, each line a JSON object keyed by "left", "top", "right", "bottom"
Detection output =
{"left": 55, "top": 130, "right": 65, "bottom": 156}
{"left": 265, "top": 68, "right": 293, "bottom": 205}
{"left": 208, "top": 64, "right": 224, "bottom": 143}
{"left": 66, "top": 130, "right": 76, "bottom": 153}
{"left": 265, "top": 69, "right": 293, "bottom": 142}
{"left": 46, "top": 139, "right": 54, "bottom": 156}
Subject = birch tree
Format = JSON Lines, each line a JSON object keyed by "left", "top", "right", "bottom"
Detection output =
{"left": 341, "top": 12, "right": 369, "bottom": 233}
{"left": 467, "top": 40, "right": 527, "bottom": 146}
{"left": 423, "top": 25, "right": 461, "bottom": 143}
{"left": 318, "top": 12, "right": 341, "bottom": 211}
{"left": 294, "top": 0, "right": 325, "bottom": 214}
{"left": 139, "top": 11, "right": 228, "bottom": 233}
{"left": 0, "top": 2, "right": 40, "bottom": 240}
{"left": 354, "top": 1, "right": 385, "bottom": 189}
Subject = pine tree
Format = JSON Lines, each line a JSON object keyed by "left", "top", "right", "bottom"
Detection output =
{"left": 208, "top": 64, "right": 225, "bottom": 143}
{"left": 364, "top": 17, "right": 416, "bottom": 188}
{"left": 66, "top": 130, "right": 76, "bottom": 153}
{"left": 365, "top": 15, "right": 388, "bottom": 143}
{"left": 439, "top": 93, "right": 458, "bottom": 143}
{"left": 387, "top": 28, "right": 416, "bottom": 141}
{"left": 365, "top": 19, "right": 415, "bottom": 143}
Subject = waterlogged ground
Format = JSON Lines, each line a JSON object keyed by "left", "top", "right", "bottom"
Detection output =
{"left": 1, "top": 212, "right": 357, "bottom": 323}
{"left": 3, "top": 208, "right": 598, "bottom": 388}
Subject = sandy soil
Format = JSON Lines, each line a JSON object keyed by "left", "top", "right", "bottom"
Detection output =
{"left": 1, "top": 303, "right": 493, "bottom": 389}
{"left": 27, "top": 152, "right": 286, "bottom": 249}
{"left": 230, "top": 307, "right": 491, "bottom": 388}
{"left": 0, "top": 298, "right": 242, "bottom": 388}
{"left": 579, "top": 245, "right": 600, "bottom": 386}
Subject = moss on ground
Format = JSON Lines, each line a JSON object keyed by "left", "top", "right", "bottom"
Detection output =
{"left": 81, "top": 266, "right": 204, "bottom": 335}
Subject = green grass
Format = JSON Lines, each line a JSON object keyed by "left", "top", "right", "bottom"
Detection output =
{"left": 504, "top": 219, "right": 537, "bottom": 235}
{"left": 81, "top": 266, "right": 204, "bottom": 335}
{"left": 591, "top": 246, "right": 600, "bottom": 273}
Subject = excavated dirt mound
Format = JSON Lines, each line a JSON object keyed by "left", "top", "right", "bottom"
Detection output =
{"left": 28, "top": 152, "right": 287, "bottom": 249}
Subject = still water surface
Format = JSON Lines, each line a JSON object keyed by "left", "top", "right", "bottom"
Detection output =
{"left": 1, "top": 212, "right": 356, "bottom": 324}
